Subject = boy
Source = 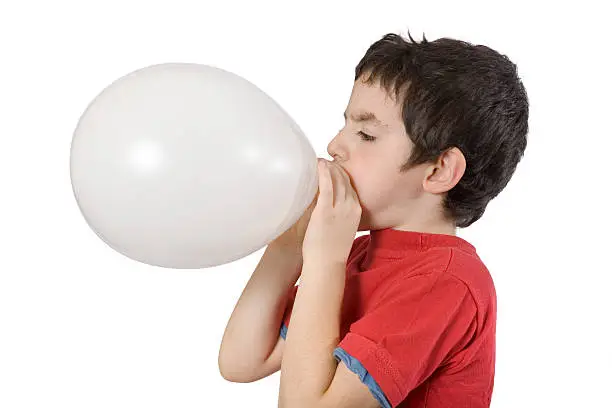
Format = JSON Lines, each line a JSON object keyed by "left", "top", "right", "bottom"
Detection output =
{"left": 218, "top": 30, "right": 528, "bottom": 408}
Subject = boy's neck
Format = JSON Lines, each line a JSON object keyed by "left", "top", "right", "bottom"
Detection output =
{"left": 391, "top": 218, "right": 457, "bottom": 236}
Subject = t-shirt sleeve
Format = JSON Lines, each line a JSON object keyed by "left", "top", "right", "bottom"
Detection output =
{"left": 334, "top": 273, "right": 478, "bottom": 407}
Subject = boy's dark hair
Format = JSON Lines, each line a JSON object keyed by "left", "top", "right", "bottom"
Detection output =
{"left": 355, "top": 31, "right": 529, "bottom": 228}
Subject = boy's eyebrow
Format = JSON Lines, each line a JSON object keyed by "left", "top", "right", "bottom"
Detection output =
{"left": 343, "top": 111, "right": 389, "bottom": 129}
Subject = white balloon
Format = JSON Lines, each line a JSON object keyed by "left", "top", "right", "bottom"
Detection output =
{"left": 70, "top": 63, "right": 318, "bottom": 268}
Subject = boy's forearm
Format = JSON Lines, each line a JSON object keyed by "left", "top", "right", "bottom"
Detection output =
{"left": 218, "top": 242, "right": 302, "bottom": 376}
{"left": 279, "top": 258, "right": 346, "bottom": 407}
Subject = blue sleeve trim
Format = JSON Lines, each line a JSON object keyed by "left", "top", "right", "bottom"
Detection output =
{"left": 333, "top": 347, "right": 392, "bottom": 408}
{"left": 280, "top": 322, "right": 288, "bottom": 339}
{"left": 280, "top": 325, "right": 390, "bottom": 407}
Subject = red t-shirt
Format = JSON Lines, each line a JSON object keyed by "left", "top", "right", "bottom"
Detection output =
{"left": 280, "top": 228, "right": 496, "bottom": 407}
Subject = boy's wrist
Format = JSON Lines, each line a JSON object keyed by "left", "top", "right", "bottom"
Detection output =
{"left": 263, "top": 241, "right": 304, "bottom": 279}
{"left": 267, "top": 240, "right": 302, "bottom": 260}
{"left": 302, "top": 255, "right": 346, "bottom": 275}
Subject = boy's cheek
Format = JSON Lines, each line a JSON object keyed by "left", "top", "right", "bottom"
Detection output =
{"left": 343, "top": 165, "right": 385, "bottom": 211}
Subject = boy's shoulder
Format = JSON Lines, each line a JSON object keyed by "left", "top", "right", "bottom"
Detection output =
{"left": 356, "top": 234, "right": 494, "bottom": 308}
{"left": 407, "top": 249, "right": 493, "bottom": 319}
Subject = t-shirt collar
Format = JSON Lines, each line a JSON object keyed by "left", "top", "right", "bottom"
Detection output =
{"left": 367, "top": 227, "right": 476, "bottom": 258}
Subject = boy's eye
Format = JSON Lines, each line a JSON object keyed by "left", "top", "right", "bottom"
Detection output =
{"left": 358, "top": 131, "right": 376, "bottom": 142}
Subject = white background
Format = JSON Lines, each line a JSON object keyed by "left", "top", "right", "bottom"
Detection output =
{"left": 1, "top": 1, "right": 610, "bottom": 407}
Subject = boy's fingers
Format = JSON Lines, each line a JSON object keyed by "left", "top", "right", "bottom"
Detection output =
{"left": 317, "top": 160, "right": 333, "bottom": 208}
{"left": 328, "top": 162, "right": 345, "bottom": 204}
{"left": 331, "top": 161, "right": 356, "bottom": 202}
{"left": 338, "top": 164, "right": 355, "bottom": 200}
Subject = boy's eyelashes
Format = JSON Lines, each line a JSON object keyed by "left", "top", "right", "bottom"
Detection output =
{"left": 337, "top": 125, "right": 377, "bottom": 142}
{"left": 358, "top": 131, "right": 376, "bottom": 142}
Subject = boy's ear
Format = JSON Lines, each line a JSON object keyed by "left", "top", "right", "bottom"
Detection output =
{"left": 423, "top": 147, "right": 466, "bottom": 194}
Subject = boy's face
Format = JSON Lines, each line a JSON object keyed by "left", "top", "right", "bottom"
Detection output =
{"left": 327, "top": 77, "right": 428, "bottom": 231}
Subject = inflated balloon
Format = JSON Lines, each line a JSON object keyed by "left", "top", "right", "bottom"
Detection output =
{"left": 70, "top": 63, "right": 318, "bottom": 268}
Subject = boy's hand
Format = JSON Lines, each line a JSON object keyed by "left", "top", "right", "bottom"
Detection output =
{"left": 302, "top": 159, "right": 362, "bottom": 266}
